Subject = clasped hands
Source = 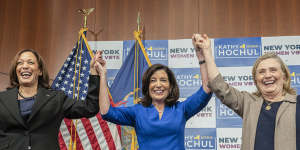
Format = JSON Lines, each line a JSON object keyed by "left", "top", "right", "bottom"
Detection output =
{"left": 90, "top": 50, "right": 106, "bottom": 76}
{"left": 192, "top": 34, "right": 211, "bottom": 61}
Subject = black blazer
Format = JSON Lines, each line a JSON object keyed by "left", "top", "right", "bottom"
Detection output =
{"left": 0, "top": 75, "right": 100, "bottom": 150}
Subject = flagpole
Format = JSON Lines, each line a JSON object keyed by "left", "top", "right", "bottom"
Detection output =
{"left": 67, "top": 8, "right": 95, "bottom": 150}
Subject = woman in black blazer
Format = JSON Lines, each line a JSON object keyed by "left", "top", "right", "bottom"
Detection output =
{"left": 0, "top": 49, "right": 103, "bottom": 150}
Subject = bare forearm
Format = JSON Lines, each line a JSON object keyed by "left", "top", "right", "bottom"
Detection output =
{"left": 99, "top": 74, "right": 110, "bottom": 115}
{"left": 199, "top": 63, "right": 211, "bottom": 93}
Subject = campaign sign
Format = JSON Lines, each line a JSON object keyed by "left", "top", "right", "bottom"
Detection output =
{"left": 217, "top": 128, "right": 242, "bottom": 150}
{"left": 185, "top": 128, "right": 216, "bottom": 150}
{"left": 186, "top": 97, "right": 216, "bottom": 128}
{"left": 89, "top": 41, "right": 123, "bottom": 69}
{"left": 214, "top": 37, "right": 261, "bottom": 67}
{"left": 123, "top": 40, "right": 168, "bottom": 65}
{"left": 171, "top": 68, "right": 202, "bottom": 98}
{"left": 215, "top": 98, "right": 242, "bottom": 128}
{"left": 144, "top": 40, "right": 168, "bottom": 65}
{"left": 168, "top": 39, "right": 200, "bottom": 68}
{"left": 219, "top": 67, "right": 256, "bottom": 91}
{"left": 288, "top": 65, "right": 300, "bottom": 93}
{"left": 262, "top": 36, "right": 300, "bottom": 65}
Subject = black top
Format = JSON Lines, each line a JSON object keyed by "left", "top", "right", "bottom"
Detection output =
{"left": 254, "top": 100, "right": 283, "bottom": 150}
{"left": 0, "top": 75, "right": 100, "bottom": 150}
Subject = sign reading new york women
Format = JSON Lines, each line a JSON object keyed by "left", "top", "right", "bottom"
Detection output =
{"left": 89, "top": 35, "right": 300, "bottom": 150}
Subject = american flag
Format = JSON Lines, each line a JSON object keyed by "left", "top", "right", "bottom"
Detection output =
{"left": 51, "top": 28, "right": 122, "bottom": 150}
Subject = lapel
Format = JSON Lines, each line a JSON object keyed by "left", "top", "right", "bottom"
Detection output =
{"left": 0, "top": 88, "right": 27, "bottom": 128}
{"left": 249, "top": 96, "right": 264, "bottom": 150}
{"left": 276, "top": 93, "right": 297, "bottom": 125}
{"left": 27, "top": 87, "right": 56, "bottom": 123}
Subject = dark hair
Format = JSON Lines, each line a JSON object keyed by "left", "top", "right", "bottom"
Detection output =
{"left": 139, "top": 64, "right": 180, "bottom": 107}
{"left": 252, "top": 52, "right": 296, "bottom": 96}
{"left": 8, "top": 49, "right": 50, "bottom": 89}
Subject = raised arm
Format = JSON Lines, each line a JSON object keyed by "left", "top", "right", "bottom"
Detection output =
{"left": 192, "top": 34, "right": 219, "bottom": 82}
{"left": 92, "top": 51, "right": 110, "bottom": 115}
{"left": 192, "top": 34, "right": 251, "bottom": 116}
{"left": 192, "top": 34, "right": 211, "bottom": 93}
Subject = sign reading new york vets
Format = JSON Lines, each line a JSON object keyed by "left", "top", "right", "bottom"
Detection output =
{"left": 89, "top": 41, "right": 123, "bottom": 69}
{"left": 186, "top": 98, "right": 216, "bottom": 128}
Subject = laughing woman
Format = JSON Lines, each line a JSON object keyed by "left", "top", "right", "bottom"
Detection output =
{"left": 192, "top": 34, "right": 298, "bottom": 150}
{"left": 96, "top": 47, "right": 212, "bottom": 150}
{"left": 0, "top": 49, "right": 103, "bottom": 150}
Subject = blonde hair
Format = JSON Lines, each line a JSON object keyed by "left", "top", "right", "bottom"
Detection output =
{"left": 252, "top": 52, "right": 296, "bottom": 96}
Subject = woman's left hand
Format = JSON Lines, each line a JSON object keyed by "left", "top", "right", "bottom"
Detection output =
{"left": 94, "top": 51, "right": 107, "bottom": 77}
{"left": 90, "top": 51, "right": 105, "bottom": 75}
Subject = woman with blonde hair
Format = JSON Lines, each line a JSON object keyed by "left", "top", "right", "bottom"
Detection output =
{"left": 192, "top": 33, "right": 298, "bottom": 150}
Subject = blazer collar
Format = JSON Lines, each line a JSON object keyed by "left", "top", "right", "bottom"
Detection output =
{"left": 0, "top": 88, "right": 27, "bottom": 128}
{"left": 283, "top": 93, "right": 297, "bottom": 103}
{"left": 275, "top": 93, "right": 297, "bottom": 125}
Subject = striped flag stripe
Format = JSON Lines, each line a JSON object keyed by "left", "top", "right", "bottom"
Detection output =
{"left": 96, "top": 115, "right": 117, "bottom": 150}
{"left": 75, "top": 119, "right": 93, "bottom": 150}
{"left": 89, "top": 116, "right": 105, "bottom": 150}
{"left": 107, "top": 122, "right": 122, "bottom": 149}
{"left": 80, "top": 117, "right": 101, "bottom": 149}
{"left": 59, "top": 120, "right": 71, "bottom": 149}
{"left": 63, "top": 119, "right": 84, "bottom": 150}
{"left": 58, "top": 132, "right": 68, "bottom": 150}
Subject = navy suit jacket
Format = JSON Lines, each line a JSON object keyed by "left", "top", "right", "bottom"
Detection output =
{"left": 0, "top": 75, "right": 99, "bottom": 150}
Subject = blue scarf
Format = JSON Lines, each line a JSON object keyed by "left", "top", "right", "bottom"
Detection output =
{"left": 297, "top": 95, "right": 300, "bottom": 150}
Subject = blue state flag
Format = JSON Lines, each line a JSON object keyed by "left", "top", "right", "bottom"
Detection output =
{"left": 109, "top": 30, "right": 151, "bottom": 150}
{"left": 109, "top": 31, "right": 151, "bottom": 107}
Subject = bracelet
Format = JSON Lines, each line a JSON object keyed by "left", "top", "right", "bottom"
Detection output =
{"left": 199, "top": 60, "right": 206, "bottom": 65}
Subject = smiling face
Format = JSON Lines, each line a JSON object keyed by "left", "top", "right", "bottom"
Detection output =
{"left": 16, "top": 51, "right": 42, "bottom": 87}
{"left": 149, "top": 69, "right": 170, "bottom": 103}
{"left": 255, "top": 58, "right": 285, "bottom": 98}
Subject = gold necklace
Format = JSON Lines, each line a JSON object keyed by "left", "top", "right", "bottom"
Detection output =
{"left": 265, "top": 101, "right": 274, "bottom": 111}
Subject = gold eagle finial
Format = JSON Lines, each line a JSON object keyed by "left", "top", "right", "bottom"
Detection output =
{"left": 77, "top": 8, "right": 95, "bottom": 28}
